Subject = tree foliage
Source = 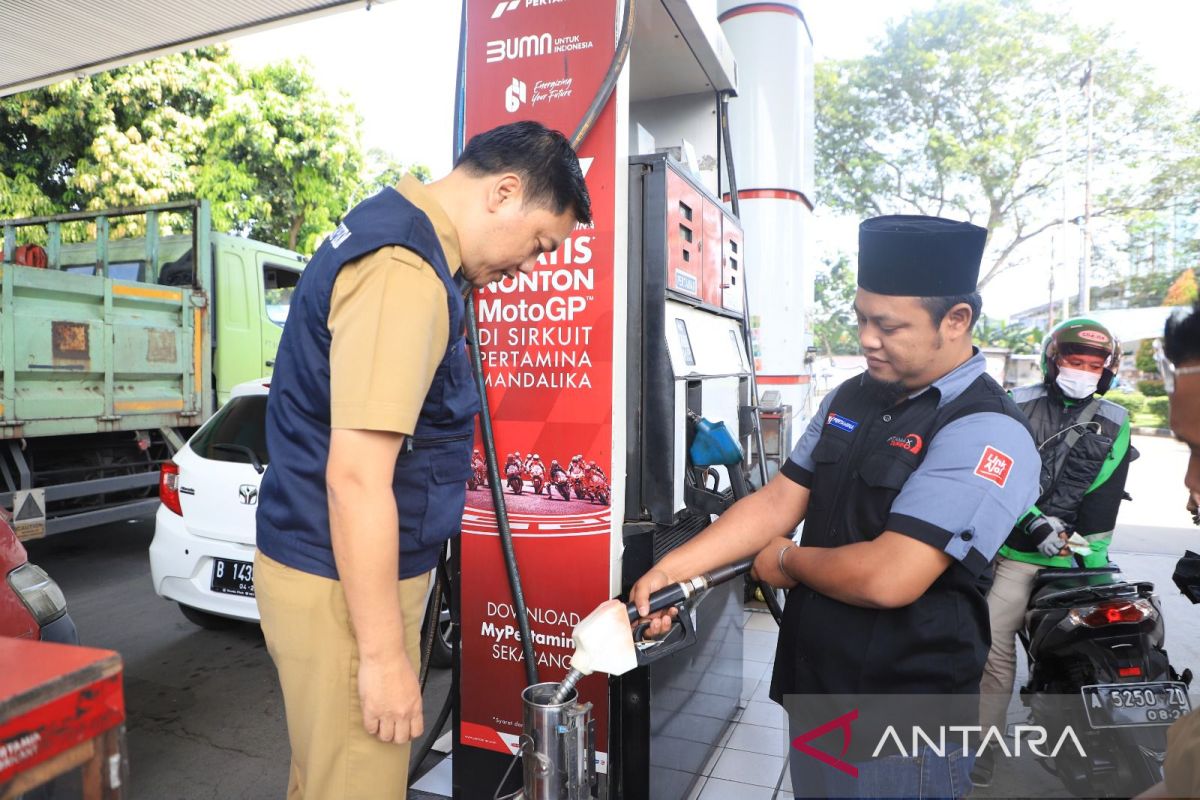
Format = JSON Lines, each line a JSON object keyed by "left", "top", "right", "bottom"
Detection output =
{"left": 974, "top": 316, "right": 1044, "bottom": 354}
{"left": 1164, "top": 268, "right": 1199, "bottom": 306}
{"left": 812, "top": 255, "right": 860, "bottom": 355}
{"left": 815, "top": 0, "right": 1196, "bottom": 288}
{"left": 1136, "top": 339, "right": 1159, "bottom": 374}
{"left": 1, "top": 49, "right": 426, "bottom": 254}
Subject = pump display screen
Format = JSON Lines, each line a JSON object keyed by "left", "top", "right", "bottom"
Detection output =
{"left": 676, "top": 318, "right": 696, "bottom": 366}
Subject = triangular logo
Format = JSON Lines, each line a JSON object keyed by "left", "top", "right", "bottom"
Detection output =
{"left": 16, "top": 492, "right": 43, "bottom": 521}
{"left": 578, "top": 157, "right": 594, "bottom": 178}
{"left": 791, "top": 708, "right": 859, "bottom": 778}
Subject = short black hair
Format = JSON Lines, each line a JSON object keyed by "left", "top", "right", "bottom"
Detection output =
{"left": 1164, "top": 301, "right": 1200, "bottom": 366}
{"left": 920, "top": 292, "right": 983, "bottom": 331}
{"left": 456, "top": 121, "right": 592, "bottom": 224}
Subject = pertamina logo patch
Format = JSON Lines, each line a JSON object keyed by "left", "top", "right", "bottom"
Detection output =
{"left": 826, "top": 413, "right": 859, "bottom": 433}
{"left": 887, "top": 433, "right": 923, "bottom": 454}
{"left": 974, "top": 446, "right": 1013, "bottom": 487}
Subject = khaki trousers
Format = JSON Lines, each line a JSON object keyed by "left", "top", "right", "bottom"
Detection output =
{"left": 255, "top": 550, "right": 429, "bottom": 800}
{"left": 979, "top": 555, "right": 1043, "bottom": 732}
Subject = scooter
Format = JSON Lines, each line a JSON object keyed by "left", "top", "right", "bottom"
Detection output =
{"left": 1017, "top": 564, "right": 1193, "bottom": 797}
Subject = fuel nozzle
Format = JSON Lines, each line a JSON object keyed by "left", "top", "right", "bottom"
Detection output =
{"left": 548, "top": 559, "right": 755, "bottom": 704}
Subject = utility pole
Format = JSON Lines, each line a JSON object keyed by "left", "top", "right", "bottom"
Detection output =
{"left": 1079, "top": 59, "right": 1094, "bottom": 314}
{"left": 1051, "top": 81, "right": 1071, "bottom": 331}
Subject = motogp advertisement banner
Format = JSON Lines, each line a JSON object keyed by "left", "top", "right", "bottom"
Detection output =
{"left": 459, "top": 0, "right": 620, "bottom": 769}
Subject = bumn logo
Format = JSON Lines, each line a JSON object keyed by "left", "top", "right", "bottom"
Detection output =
{"left": 239, "top": 484, "right": 259, "bottom": 506}
{"left": 486, "top": 33, "right": 552, "bottom": 63}
{"left": 505, "top": 78, "right": 527, "bottom": 113}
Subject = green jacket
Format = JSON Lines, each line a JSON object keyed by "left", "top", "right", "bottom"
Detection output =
{"left": 999, "top": 384, "right": 1134, "bottom": 568}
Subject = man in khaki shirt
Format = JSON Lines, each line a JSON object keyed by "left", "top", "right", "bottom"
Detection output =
{"left": 255, "top": 121, "right": 591, "bottom": 799}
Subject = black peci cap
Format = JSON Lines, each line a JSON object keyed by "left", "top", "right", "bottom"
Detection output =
{"left": 858, "top": 215, "right": 987, "bottom": 297}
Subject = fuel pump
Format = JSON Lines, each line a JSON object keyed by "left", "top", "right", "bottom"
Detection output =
{"left": 446, "top": 2, "right": 814, "bottom": 799}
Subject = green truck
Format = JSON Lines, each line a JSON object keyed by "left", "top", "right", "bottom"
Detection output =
{"left": 0, "top": 200, "right": 304, "bottom": 537}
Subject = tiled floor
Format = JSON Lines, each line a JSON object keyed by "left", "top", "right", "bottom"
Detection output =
{"left": 685, "top": 608, "right": 791, "bottom": 799}
{"left": 411, "top": 607, "right": 790, "bottom": 799}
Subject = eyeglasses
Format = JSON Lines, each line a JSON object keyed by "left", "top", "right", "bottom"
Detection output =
{"left": 1163, "top": 362, "right": 1200, "bottom": 394}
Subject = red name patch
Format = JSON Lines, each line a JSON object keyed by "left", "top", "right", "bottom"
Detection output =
{"left": 974, "top": 446, "right": 1013, "bottom": 487}
{"left": 887, "top": 433, "right": 924, "bottom": 454}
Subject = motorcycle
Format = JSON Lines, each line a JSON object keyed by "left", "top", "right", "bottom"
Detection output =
{"left": 506, "top": 463, "right": 524, "bottom": 496}
{"left": 581, "top": 468, "right": 610, "bottom": 506}
{"left": 529, "top": 464, "right": 546, "bottom": 495}
{"left": 569, "top": 472, "right": 587, "bottom": 500}
{"left": 1016, "top": 564, "right": 1193, "bottom": 798}
{"left": 468, "top": 460, "right": 487, "bottom": 491}
{"left": 549, "top": 470, "right": 571, "bottom": 501}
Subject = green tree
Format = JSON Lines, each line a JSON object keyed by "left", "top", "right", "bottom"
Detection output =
{"left": 1, "top": 49, "right": 423, "bottom": 255}
{"left": 812, "top": 255, "right": 860, "bottom": 355}
{"left": 194, "top": 59, "right": 365, "bottom": 253}
{"left": 974, "top": 316, "right": 1044, "bottom": 354}
{"left": 1136, "top": 339, "right": 1159, "bottom": 374}
{"left": 0, "top": 49, "right": 225, "bottom": 232}
{"left": 816, "top": 0, "right": 1194, "bottom": 288}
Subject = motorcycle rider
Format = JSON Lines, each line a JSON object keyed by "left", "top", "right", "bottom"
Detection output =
{"left": 548, "top": 458, "right": 569, "bottom": 500}
{"left": 974, "top": 318, "right": 1136, "bottom": 786}
{"left": 528, "top": 454, "right": 546, "bottom": 492}
{"left": 567, "top": 454, "right": 585, "bottom": 480}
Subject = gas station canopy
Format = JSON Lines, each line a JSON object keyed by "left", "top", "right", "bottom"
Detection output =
{"left": 0, "top": 0, "right": 377, "bottom": 97}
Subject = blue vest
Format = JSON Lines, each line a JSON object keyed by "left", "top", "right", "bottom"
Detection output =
{"left": 256, "top": 187, "right": 480, "bottom": 580}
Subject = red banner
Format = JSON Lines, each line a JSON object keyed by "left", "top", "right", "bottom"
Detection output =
{"left": 459, "top": 0, "right": 620, "bottom": 771}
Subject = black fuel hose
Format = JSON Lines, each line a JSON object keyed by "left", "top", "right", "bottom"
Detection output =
{"left": 569, "top": 0, "right": 635, "bottom": 148}
{"left": 465, "top": 299, "right": 540, "bottom": 686}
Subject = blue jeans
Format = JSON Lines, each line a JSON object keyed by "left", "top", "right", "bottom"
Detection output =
{"left": 790, "top": 744, "right": 974, "bottom": 799}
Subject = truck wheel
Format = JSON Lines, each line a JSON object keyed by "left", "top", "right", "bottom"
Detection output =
{"left": 178, "top": 603, "right": 240, "bottom": 630}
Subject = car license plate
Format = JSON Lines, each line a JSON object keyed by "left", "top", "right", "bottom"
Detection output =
{"left": 210, "top": 558, "right": 255, "bottom": 598}
{"left": 1081, "top": 682, "right": 1191, "bottom": 728}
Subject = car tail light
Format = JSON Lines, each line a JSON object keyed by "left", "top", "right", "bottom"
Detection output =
{"left": 160, "top": 461, "right": 183, "bottom": 516}
{"left": 8, "top": 563, "right": 67, "bottom": 626}
{"left": 1067, "top": 597, "right": 1157, "bottom": 628}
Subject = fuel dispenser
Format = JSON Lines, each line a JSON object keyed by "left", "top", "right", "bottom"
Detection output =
{"left": 447, "top": 2, "right": 814, "bottom": 798}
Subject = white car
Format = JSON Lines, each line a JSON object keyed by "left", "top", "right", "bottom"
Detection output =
{"left": 149, "top": 378, "right": 270, "bottom": 629}
{"left": 149, "top": 379, "right": 453, "bottom": 665}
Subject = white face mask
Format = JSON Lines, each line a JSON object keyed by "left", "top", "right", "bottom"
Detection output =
{"left": 1056, "top": 367, "right": 1101, "bottom": 399}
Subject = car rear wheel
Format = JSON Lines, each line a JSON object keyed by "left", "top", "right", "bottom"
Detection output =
{"left": 423, "top": 592, "right": 453, "bottom": 668}
{"left": 178, "top": 603, "right": 241, "bottom": 630}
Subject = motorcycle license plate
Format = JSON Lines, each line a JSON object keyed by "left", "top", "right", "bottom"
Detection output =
{"left": 211, "top": 558, "right": 255, "bottom": 597}
{"left": 1081, "top": 682, "right": 1191, "bottom": 728}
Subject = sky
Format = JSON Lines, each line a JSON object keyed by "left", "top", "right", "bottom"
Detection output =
{"left": 229, "top": 0, "right": 1200, "bottom": 319}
